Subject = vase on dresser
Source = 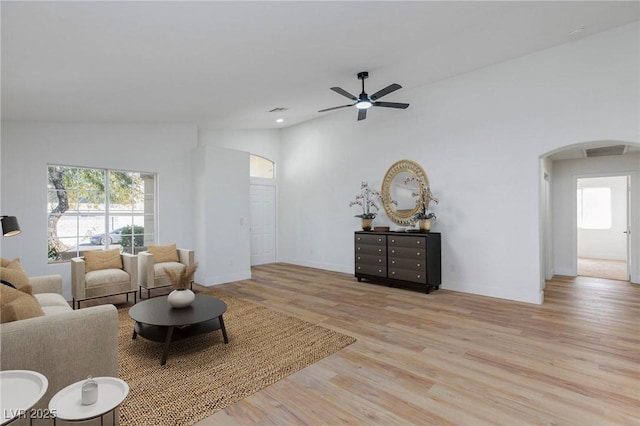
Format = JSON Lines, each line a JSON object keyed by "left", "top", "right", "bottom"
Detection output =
{"left": 418, "top": 218, "right": 432, "bottom": 233}
{"left": 361, "top": 218, "right": 374, "bottom": 231}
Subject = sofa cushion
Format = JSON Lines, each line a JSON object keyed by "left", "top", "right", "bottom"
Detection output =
{"left": 34, "top": 292, "right": 72, "bottom": 309}
{"left": 147, "top": 244, "right": 179, "bottom": 263}
{"left": 0, "top": 258, "right": 32, "bottom": 294}
{"left": 154, "top": 261, "right": 185, "bottom": 279}
{"left": 0, "top": 285, "right": 45, "bottom": 323}
{"left": 85, "top": 268, "right": 130, "bottom": 287}
{"left": 84, "top": 249, "right": 123, "bottom": 273}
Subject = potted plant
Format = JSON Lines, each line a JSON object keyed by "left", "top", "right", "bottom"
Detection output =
{"left": 404, "top": 176, "right": 439, "bottom": 232}
{"left": 165, "top": 262, "right": 198, "bottom": 308}
{"left": 349, "top": 181, "right": 381, "bottom": 231}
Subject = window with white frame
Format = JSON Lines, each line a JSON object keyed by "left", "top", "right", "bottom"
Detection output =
{"left": 577, "top": 187, "right": 612, "bottom": 230}
{"left": 250, "top": 154, "right": 275, "bottom": 179}
{"left": 47, "top": 165, "right": 156, "bottom": 262}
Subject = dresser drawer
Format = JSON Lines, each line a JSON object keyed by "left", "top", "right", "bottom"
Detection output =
{"left": 355, "top": 234, "right": 386, "bottom": 245}
{"left": 388, "top": 268, "right": 427, "bottom": 284}
{"left": 388, "top": 235, "right": 426, "bottom": 249}
{"left": 355, "top": 264, "right": 387, "bottom": 277}
{"left": 355, "top": 244, "right": 386, "bottom": 256}
{"left": 388, "top": 246, "right": 427, "bottom": 260}
{"left": 388, "top": 257, "right": 427, "bottom": 271}
{"left": 355, "top": 253, "right": 386, "bottom": 266}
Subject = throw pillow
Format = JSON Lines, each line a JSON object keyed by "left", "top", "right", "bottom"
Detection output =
{"left": 0, "top": 258, "right": 31, "bottom": 294}
{"left": 0, "top": 285, "right": 45, "bottom": 323}
{"left": 84, "top": 248, "right": 123, "bottom": 273}
{"left": 147, "top": 243, "right": 179, "bottom": 263}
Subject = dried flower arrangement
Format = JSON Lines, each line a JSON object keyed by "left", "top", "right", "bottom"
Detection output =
{"left": 403, "top": 176, "right": 439, "bottom": 221}
{"left": 349, "top": 181, "right": 381, "bottom": 219}
{"left": 164, "top": 262, "right": 198, "bottom": 290}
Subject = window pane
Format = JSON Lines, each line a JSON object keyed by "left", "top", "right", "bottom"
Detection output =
{"left": 578, "top": 187, "right": 612, "bottom": 229}
{"left": 250, "top": 155, "right": 275, "bottom": 179}
{"left": 48, "top": 165, "right": 156, "bottom": 262}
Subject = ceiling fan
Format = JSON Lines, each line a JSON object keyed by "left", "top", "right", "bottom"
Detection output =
{"left": 318, "top": 71, "right": 409, "bottom": 121}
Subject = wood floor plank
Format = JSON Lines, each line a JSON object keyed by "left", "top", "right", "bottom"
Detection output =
{"left": 183, "top": 263, "right": 640, "bottom": 425}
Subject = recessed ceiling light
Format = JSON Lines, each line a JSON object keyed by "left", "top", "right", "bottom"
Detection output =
{"left": 276, "top": 118, "right": 284, "bottom": 123}
{"left": 569, "top": 27, "right": 585, "bottom": 36}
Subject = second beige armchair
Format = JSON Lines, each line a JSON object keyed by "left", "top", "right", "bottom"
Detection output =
{"left": 139, "top": 244, "right": 195, "bottom": 299}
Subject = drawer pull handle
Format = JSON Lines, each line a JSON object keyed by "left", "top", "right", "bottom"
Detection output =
{"left": 391, "top": 239, "right": 395, "bottom": 243}
{"left": 391, "top": 260, "right": 395, "bottom": 264}
{"left": 357, "top": 256, "right": 361, "bottom": 260}
{"left": 378, "top": 259, "right": 382, "bottom": 263}
{"left": 378, "top": 238, "right": 382, "bottom": 242}
{"left": 357, "top": 247, "right": 361, "bottom": 250}
{"left": 378, "top": 269, "right": 382, "bottom": 273}
{"left": 357, "top": 266, "right": 361, "bottom": 270}
{"left": 391, "top": 249, "right": 395, "bottom": 254}
{"left": 416, "top": 241, "right": 421, "bottom": 245}
{"left": 417, "top": 252, "right": 421, "bottom": 256}
{"left": 391, "top": 271, "right": 395, "bottom": 275}
{"left": 378, "top": 249, "right": 382, "bottom": 252}
{"left": 417, "top": 275, "right": 421, "bottom": 279}
{"left": 417, "top": 263, "right": 421, "bottom": 267}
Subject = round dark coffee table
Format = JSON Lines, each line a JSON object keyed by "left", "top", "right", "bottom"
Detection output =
{"left": 129, "top": 294, "right": 228, "bottom": 365}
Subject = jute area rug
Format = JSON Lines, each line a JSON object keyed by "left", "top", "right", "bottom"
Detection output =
{"left": 117, "top": 289, "right": 356, "bottom": 425}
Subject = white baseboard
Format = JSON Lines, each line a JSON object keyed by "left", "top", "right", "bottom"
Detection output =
{"left": 553, "top": 267, "right": 576, "bottom": 277}
{"left": 277, "top": 257, "right": 352, "bottom": 274}
{"left": 199, "top": 270, "right": 252, "bottom": 286}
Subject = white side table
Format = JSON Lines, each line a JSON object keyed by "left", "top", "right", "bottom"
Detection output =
{"left": 0, "top": 370, "right": 49, "bottom": 425}
{"left": 48, "top": 377, "right": 128, "bottom": 426}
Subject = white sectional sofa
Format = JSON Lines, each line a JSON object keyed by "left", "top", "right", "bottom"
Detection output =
{"left": 1, "top": 274, "right": 119, "bottom": 425}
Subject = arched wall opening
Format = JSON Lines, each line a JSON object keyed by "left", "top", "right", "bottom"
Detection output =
{"left": 539, "top": 140, "right": 640, "bottom": 296}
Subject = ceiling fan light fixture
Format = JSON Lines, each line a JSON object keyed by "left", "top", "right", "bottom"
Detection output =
{"left": 319, "top": 71, "right": 408, "bottom": 120}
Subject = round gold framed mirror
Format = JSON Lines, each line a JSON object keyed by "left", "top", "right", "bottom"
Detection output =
{"left": 381, "top": 159, "right": 429, "bottom": 226}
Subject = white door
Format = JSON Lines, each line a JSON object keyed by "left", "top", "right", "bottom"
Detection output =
{"left": 250, "top": 184, "right": 276, "bottom": 265}
{"left": 576, "top": 175, "right": 629, "bottom": 280}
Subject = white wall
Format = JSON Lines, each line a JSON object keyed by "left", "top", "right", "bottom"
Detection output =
{"left": 0, "top": 122, "right": 197, "bottom": 299}
{"left": 199, "top": 128, "right": 281, "bottom": 172}
{"left": 191, "top": 144, "right": 251, "bottom": 285}
{"left": 577, "top": 176, "right": 629, "bottom": 261}
{"left": 553, "top": 154, "right": 639, "bottom": 278}
{"left": 278, "top": 22, "right": 640, "bottom": 304}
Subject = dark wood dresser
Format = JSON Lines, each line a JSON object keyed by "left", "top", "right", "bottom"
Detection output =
{"left": 354, "top": 231, "right": 441, "bottom": 293}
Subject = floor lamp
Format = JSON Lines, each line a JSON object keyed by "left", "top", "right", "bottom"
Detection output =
{"left": 1, "top": 216, "right": 21, "bottom": 237}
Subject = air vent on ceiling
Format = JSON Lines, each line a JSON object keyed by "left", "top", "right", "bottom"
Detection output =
{"left": 584, "top": 145, "right": 627, "bottom": 158}
{"left": 268, "top": 107, "right": 288, "bottom": 113}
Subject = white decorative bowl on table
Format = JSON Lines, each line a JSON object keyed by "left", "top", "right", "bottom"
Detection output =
{"left": 48, "top": 377, "right": 129, "bottom": 422}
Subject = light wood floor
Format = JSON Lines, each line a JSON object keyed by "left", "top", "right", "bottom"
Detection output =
{"left": 578, "top": 257, "right": 628, "bottom": 281}
{"left": 188, "top": 263, "right": 640, "bottom": 425}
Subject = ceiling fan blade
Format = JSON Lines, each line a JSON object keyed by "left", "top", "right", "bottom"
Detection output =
{"left": 318, "top": 103, "right": 354, "bottom": 113}
{"left": 357, "top": 109, "right": 367, "bottom": 121}
{"left": 373, "top": 101, "right": 409, "bottom": 109}
{"left": 370, "top": 83, "right": 402, "bottom": 101}
{"left": 331, "top": 87, "right": 358, "bottom": 101}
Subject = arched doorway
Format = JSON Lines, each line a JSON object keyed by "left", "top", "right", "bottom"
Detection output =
{"left": 540, "top": 140, "right": 639, "bottom": 286}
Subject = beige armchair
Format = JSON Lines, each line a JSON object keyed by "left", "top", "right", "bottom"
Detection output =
{"left": 71, "top": 249, "right": 138, "bottom": 309}
{"left": 139, "top": 244, "right": 195, "bottom": 298}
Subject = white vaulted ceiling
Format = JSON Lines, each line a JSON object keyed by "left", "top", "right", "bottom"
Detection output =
{"left": 2, "top": 1, "right": 638, "bottom": 129}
